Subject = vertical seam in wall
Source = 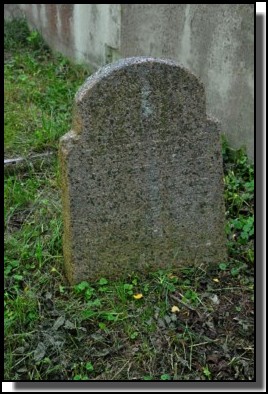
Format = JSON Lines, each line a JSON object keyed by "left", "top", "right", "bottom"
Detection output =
{"left": 119, "top": 4, "right": 122, "bottom": 50}
{"left": 119, "top": 4, "right": 123, "bottom": 56}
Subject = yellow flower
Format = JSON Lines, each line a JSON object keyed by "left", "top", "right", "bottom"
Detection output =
{"left": 171, "top": 305, "right": 180, "bottom": 313}
{"left": 213, "top": 278, "right": 220, "bottom": 283}
{"left": 133, "top": 293, "right": 143, "bottom": 300}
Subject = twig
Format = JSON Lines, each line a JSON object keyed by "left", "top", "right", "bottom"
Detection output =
{"left": 12, "top": 352, "right": 33, "bottom": 369}
{"left": 173, "top": 362, "right": 178, "bottom": 380}
{"left": 4, "top": 151, "right": 54, "bottom": 165}
{"left": 9, "top": 330, "right": 38, "bottom": 337}
{"left": 169, "top": 294, "right": 197, "bottom": 312}
{"left": 190, "top": 339, "right": 221, "bottom": 348}
{"left": 205, "top": 287, "right": 248, "bottom": 292}
{"left": 112, "top": 361, "right": 130, "bottom": 380}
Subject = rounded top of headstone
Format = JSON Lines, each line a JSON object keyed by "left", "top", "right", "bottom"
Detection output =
{"left": 75, "top": 57, "right": 203, "bottom": 104}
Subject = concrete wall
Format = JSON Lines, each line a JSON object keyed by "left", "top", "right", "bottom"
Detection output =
{"left": 4, "top": 4, "right": 254, "bottom": 159}
{"left": 5, "top": 4, "right": 121, "bottom": 68}
{"left": 121, "top": 4, "right": 254, "bottom": 160}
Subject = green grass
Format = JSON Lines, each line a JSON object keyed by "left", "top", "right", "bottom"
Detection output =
{"left": 4, "top": 20, "right": 254, "bottom": 381}
{"left": 4, "top": 19, "right": 88, "bottom": 156}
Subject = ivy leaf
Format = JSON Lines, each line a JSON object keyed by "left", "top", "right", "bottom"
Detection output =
{"left": 99, "top": 278, "right": 108, "bottom": 285}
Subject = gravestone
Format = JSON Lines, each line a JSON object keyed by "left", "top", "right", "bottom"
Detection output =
{"left": 59, "top": 57, "right": 227, "bottom": 284}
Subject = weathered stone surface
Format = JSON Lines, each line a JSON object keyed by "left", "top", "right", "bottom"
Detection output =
{"left": 59, "top": 57, "right": 227, "bottom": 284}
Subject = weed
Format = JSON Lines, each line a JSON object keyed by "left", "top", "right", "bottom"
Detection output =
{"left": 74, "top": 281, "right": 95, "bottom": 301}
{"left": 72, "top": 361, "right": 94, "bottom": 380}
{"left": 182, "top": 289, "right": 199, "bottom": 306}
{"left": 160, "top": 374, "right": 171, "bottom": 380}
{"left": 116, "top": 282, "right": 136, "bottom": 302}
{"left": 143, "top": 375, "right": 153, "bottom": 380}
{"left": 203, "top": 365, "right": 212, "bottom": 380}
{"left": 98, "top": 278, "right": 108, "bottom": 286}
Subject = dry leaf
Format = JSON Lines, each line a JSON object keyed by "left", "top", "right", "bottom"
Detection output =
{"left": 210, "top": 294, "right": 220, "bottom": 304}
{"left": 33, "top": 343, "right": 46, "bottom": 362}
{"left": 53, "top": 316, "right": 65, "bottom": 330}
{"left": 168, "top": 274, "right": 178, "bottom": 279}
